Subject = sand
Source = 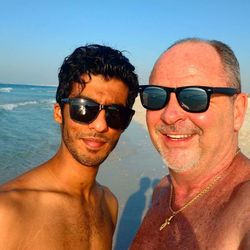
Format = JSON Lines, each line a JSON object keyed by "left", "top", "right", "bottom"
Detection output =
{"left": 133, "top": 97, "right": 250, "bottom": 157}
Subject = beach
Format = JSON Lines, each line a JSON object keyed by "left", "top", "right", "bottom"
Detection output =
{"left": 238, "top": 97, "right": 250, "bottom": 157}
{"left": 0, "top": 84, "right": 249, "bottom": 250}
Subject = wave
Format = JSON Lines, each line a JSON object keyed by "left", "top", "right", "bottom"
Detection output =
{"left": 0, "top": 101, "right": 38, "bottom": 111}
{"left": 42, "top": 99, "right": 55, "bottom": 104}
{"left": 29, "top": 88, "right": 56, "bottom": 94}
{"left": 0, "top": 87, "right": 13, "bottom": 93}
{"left": 0, "top": 98, "right": 56, "bottom": 111}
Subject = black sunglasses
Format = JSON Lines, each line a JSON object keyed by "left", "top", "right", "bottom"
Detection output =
{"left": 139, "top": 85, "right": 240, "bottom": 113}
{"left": 61, "top": 97, "right": 135, "bottom": 130}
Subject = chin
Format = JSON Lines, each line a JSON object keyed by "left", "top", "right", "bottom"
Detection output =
{"left": 159, "top": 147, "right": 201, "bottom": 173}
{"left": 164, "top": 159, "right": 199, "bottom": 173}
{"left": 77, "top": 155, "right": 108, "bottom": 167}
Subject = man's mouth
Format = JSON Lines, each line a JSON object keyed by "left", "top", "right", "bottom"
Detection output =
{"left": 167, "top": 134, "right": 193, "bottom": 140}
{"left": 82, "top": 137, "right": 107, "bottom": 149}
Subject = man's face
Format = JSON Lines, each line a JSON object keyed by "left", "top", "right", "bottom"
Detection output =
{"left": 147, "top": 42, "right": 240, "bottom": 174}
{"left": 57, "top": 74, "right": 129, "bottom": 167}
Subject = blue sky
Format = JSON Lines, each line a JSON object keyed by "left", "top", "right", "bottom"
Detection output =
{"left": 1, "top": 0, "right": 250, "bottom": 92}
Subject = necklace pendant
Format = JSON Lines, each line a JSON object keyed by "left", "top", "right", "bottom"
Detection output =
{"left": 167, "top": 214, "right": 174, "bottom": 223}
{"left": 159, "top": 214, "right": 175, "bottom": 231}
{"left": 159, "top": 221, "right": 168, "bottom": 231}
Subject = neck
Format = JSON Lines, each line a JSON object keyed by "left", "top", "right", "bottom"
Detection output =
{"left": 169, "top": 147, "right": 240, "bottom": 207}
{"left": 46, "top": 145, "right": 99, "bottom": 199}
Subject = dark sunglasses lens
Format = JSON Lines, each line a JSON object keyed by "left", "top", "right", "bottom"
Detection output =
{"left": 106, "top": 106, "right": 134, "bottom": 130}
{"left": 141, "top": 87, "right": 168, "bottom": 110}
{"left": 179, "top": 88, "right": 208, "bottom": 112}
{"left": 69, "top": 99, "right": 134, "bottom": 130}
{"left": 70, "top": 100, "right": 99, "bottom": 123}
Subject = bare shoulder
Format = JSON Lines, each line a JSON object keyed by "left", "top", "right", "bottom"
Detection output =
{"left": 234, "top": 181, "right": 250, "bottom": 249}
{"left": 236, "top": 180, "right": 250, "bottom": 194}
{"left": 0, "top": 190, "right": 22, "bottom": 219}
{"left": 0, "top": 164, "right": 63, "bottom": 223}
{"left": 227, "top": 153, "right": 250, "bottom": 210}
{"left": 230, "top": 153, "right": 250, "bottom": 206}
{"left": 0, "top": 174, "right": 51, "bottom": 219}
{"left": 0, "top": 188, "right": 33, "bottom": 243}
{"left": 98, "top": 183, "right": 118, "bottom": 226}
{"left": 232, "top": 180, "right": 250, "bottom": 211}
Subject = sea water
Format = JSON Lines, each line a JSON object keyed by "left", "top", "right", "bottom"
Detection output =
{"left": 0, "top": 83, "right": 60, "bottom": 182}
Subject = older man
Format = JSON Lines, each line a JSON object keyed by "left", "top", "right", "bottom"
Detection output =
{"left": 130, "top": 38, "right": 250, "bottom": 249}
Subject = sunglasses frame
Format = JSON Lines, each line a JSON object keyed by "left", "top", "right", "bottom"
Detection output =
{"left": 139, "top": 85, "right": 240, "bottom": 113}
{"left": 61, "top": 97, "right": 135, "bottom": 130}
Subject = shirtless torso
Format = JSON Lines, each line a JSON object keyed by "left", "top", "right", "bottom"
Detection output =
{"left": 130, "top": 154, "right": 250, "bottom": 250}
{"left": 0, "top": 162, "right": 118, "bottom": 250}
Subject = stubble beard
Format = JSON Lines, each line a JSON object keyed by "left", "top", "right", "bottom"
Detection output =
{"left": 154, "top": 124, "right": 202, "bottom": 173}
{"left": 158, "top": 143, "right": 201, "bottom": 173}
{"left": 62, "top": 126, "right": 119, "bottom": 168}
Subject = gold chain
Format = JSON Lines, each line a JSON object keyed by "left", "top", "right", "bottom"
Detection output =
{"left": 159, "top": 148, "right": 241, "bottom": 231}
{"left": 159, "top": 175, "right": 221, "bottom": 231}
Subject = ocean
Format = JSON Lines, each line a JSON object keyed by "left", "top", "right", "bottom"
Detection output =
{"left": 0, "top": 83, "right": 165, "bottom": 249}
{"left": 0, "top": 83, "right": 60, "bottom": 182}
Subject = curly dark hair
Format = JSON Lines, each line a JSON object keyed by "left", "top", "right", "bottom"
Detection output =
{"left": 56, "top": 44, "right": 139, "bottom": 108}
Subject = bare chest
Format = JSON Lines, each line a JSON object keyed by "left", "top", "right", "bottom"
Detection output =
{"left": 131, "top": 194, "right": 243, "bottom": 250}
{"left": 13, "top": 201, "right": 114, "bottom": 250}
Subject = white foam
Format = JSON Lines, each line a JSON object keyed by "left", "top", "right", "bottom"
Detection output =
{"left": 0, "top": 101, "right": 37, "bottom": 111}
{"left": 0, "top": 87, "right": 13, "bottom": 93}
{"left": 41, "top": 99, "right": 55, "bottom": 104}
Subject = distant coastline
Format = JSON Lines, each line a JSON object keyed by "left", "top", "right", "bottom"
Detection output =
{"left": 0, "top": 82, "right": 57, "bottom": 88}
{"left": 1, "top": 82, "right": 250, "bottom": 94}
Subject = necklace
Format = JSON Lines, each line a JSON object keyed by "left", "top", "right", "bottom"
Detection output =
{"left": 159, "top": 174, "right": 221, "bottom": 231}
{"left": 159, "top": 147, "right": 241, "bottom": 231}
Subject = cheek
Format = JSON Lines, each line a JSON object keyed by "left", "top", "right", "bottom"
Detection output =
{"left": 62, "top": 122, "right": 76, "bottom": 142}
{"left": 109, "top": 132, "right": 121, "bottom": 150}
{"left": 146, "top": 111, "right": 159, "bottom": 133}
{"left": 146, "top": 110, "right": 162, "bottom": 147}
{"left": 61, "top": 114, "right": 82, "bottom": 141}
{"left": 191, "top": 110, "right": 233, "bottom": 143}
{"left": 190, "top": 113, "right": 211, "bottom": 128}
{"left": 110, "top": 130, "right": 123, "bottom": 143}
{"left": 146, "top": 110, "right": 212, "bottom": 130}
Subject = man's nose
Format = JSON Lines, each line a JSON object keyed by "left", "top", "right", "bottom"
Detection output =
{"left": 88, "top": 110, "right": 109, "bottom": 132}
{"left": 160, "top": 93, "right": 186, "bottom": 124}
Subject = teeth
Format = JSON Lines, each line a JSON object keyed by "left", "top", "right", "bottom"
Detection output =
{"left": 167, "top": 134, "right": 192, "bottom": 139}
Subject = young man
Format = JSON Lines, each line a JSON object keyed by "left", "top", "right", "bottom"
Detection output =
{"left": 0, "top": 44, "right": 138, "bottom": 249}
{"left": 130, "top": 38, "right": 250, "bottom": 249}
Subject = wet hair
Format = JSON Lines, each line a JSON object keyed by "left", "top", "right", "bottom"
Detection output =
{"left": 56, "top": 44, "right": 139, "bottom": 108}
{"left": 166, "top": 38, "right": 241, "bottom": 92}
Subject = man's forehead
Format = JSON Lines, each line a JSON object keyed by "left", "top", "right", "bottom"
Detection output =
{"left": 158, "top": 42, "right": 220, "bottom": 66}
{"left": 150, "top": 42, "right": 225, "bottom": 83}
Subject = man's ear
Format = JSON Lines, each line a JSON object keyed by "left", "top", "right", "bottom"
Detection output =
{"left": 234, "top": 93, "right": 248, "bottom": 132}
{"left": 54, "top": 103, "right": 62, "bottom": 124}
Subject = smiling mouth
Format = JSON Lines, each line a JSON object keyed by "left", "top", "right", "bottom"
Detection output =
{"left": 167, "top": 134, "right": 193, "bottom": 140}
{"left": 82, "top": 138, "right": 107, "bottom": 149}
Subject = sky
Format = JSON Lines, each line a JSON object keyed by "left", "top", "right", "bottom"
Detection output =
{"left": 0, "top": 0, "right": 250, "bottom": 92}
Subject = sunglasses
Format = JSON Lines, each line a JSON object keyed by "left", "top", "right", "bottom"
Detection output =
{"left": 61, "top": 97, "right": 135, "bottom": 130}
{"left": 139, "top": 85, "right": 239, "bottom": 113}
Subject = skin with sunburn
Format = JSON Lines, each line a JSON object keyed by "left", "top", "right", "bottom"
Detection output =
{"left": 130, "top": 40, "right": 250, "bottom": 249}
{"left": 0, "top": 45, "right": 138, "bottom": 249}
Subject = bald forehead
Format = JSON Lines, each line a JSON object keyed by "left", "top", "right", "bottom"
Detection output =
{"left": 150, "top": 41, "right": 226, "bottom": 85}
